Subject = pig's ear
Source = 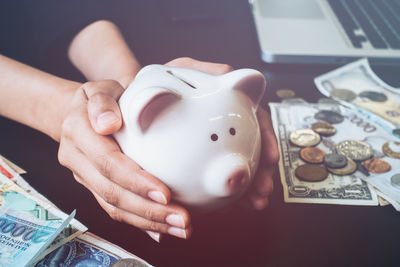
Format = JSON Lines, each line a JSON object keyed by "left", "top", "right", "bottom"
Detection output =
{"left": 226, "top": 69, "right": 266, "bottom": 107}
{"left": 129, "top": 87, "right": 181, "bottom": 133}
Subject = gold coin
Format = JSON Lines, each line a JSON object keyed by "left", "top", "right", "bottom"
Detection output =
{"left": 311, "top": 121, "right": 336, "bottom": 136}
{"left": 327, "top": 157, "right": 357, "bottom": 176}
{"left": 336, "top": 140, "right": 373, "bottom": 161}
{"left": 382, "top": 141, "right": 400, "bottom": 159}
{"left": 362, "top": 158, "right": 391, "bottom": 173}
{"left": 295, "top": 164, "right": 328, "bottom": 182}
{"left": 289, "top": 129, "right": 321, "bottom": 147}
{"left": 300, "top": 147, "right": 326, "bottom": 164}
{"left": 276, "top": 89, "right": 295, "bottom": 99}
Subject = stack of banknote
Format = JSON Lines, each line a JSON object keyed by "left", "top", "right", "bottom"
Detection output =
{"left": 0, "top": 156, "right": 153, "bottom": 267}
{"left": 269, "top": 58, "right": 400, "bottom": 211}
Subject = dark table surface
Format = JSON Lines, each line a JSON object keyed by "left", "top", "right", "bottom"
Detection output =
{"left": 1, "top": 1, "right": 400, "bottom": 267}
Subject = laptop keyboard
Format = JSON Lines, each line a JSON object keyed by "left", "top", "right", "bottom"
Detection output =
{"left": 327, "top": 0, "right": 400, "bottom": 49}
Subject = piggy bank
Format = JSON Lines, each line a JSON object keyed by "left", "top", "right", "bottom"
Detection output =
{"left": 114, "top": 65, "right": 265, "bottom": 209}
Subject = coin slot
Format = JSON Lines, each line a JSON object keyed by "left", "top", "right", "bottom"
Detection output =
{"left": 166, "top": 70, "right": 197, "bottom": 89}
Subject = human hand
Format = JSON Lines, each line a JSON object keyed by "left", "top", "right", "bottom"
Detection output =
{"left": 166, "top": 57, "right": 280, "bottom": 210}
{"left": 58, "top": 80, "right": 192, "bottom": 243}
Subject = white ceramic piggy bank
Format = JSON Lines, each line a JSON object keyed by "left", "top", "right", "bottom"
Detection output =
{"left": 114, "top": 65, "right": 265, "bottom": 209}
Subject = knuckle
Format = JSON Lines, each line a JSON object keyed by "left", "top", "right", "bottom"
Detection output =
{"left": 98, "top": 155, "right": 115, "bottom": 179}
{"left": 57, "top": 145, "right": 67, "bottom": 167}
{"left": 143, "top": 207, "right": 157, "bottom": 221}
{"left": 101, "top": 184, "right": 120, "bottom": 206}
{"left": 107, "top": 206, "right": 122, "bottom": 222}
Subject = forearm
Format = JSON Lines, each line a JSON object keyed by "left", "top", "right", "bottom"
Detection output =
{"left": 0, "top": 54, "right": 80, "bottom": 141}
{"left": 69, "top": 20, "right": 141, "bottom": 88}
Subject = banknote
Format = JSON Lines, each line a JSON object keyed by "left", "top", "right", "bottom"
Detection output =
{"left": 0, "top": 154, "right": 26, "bottom": 174}
{"left": 36, "top": 232, "right": 153, "bottom": 267}
{"left": 365, "top": 170, "right": 400, "bottom": 212}
{"left": 314, "top": 58, "right": 400, "bottom": 139}
{"left": 269, "top": 101, "right": 380, "bottom": 205}
{"left": 0, "top": 160, "right": 87, "bottom": 259}
{"left": 0, "top": 207, "right": 74, "bottom": 266}
{"left": 0, "top": 158, "right": 152, "bottom": 266}
{"left": 0, "top": 158, "right": 49, "bottom": 205}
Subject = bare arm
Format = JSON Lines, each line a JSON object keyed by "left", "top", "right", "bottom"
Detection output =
{"left": 69, "top": 20, "right": 140, "bottom": 88}
{"left": 0, "top": 54, "right": 79, "bottom": 141}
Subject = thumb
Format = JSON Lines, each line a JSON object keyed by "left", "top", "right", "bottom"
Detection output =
{"left": 88, "top": 93, "right": 123, "bottom": 135}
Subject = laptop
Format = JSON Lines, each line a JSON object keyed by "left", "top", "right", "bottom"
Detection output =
{"left": 250, "top": 0, "right": 400, "bottom": 64}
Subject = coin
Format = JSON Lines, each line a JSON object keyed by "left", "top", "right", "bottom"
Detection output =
{"left": 111, "top": 258, "right": 149, "bottom": 267}
{"left": 276, "top": 89, "right": 295, "bottom": 98}
{"left": 300, "top": 147, "right": 326, "bottom": 164}
{"left": 311, "top": 121, "right": 336, "bottom": 136}
{"left": 314, "top": 110, "right": 344, "bottom": 124}
{"left": 362, "top": 158, "right": 391, "bottom": 173}
{"left": 295, "top": 164, "right": 328, "bottom": 182}
{"left": 359, "top": 91, "right": 387, "bottom": 102}
{"left": 382, "top": 141, "right": 400, "bottom": 159}
{"left": 391, "top": 174, "right": 400, "bottom": 190}
{"left": 289, "top": 129, "right": 321, "bottom": 147}
{"left": 392, "top": 128, "right": 400, "bottom": 139}
{"left": 323, "top": 153, "right": 348, "bottom": 169}
{"left": 336, "top": 140, "right": 373, "bottom": 161}
{"left": 330, "top": 88, "right": 357, "bottom": 102}
{"left": 327, "top": 157, "right": 357, "bottom": 176}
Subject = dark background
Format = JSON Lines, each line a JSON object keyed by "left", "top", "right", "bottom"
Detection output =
{"left": 1, "top": 1, "right": 400, "bottom": 266}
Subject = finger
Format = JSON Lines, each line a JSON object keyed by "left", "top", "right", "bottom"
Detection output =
{"left": 253, "top": 166, "right": 274, "bottom": 198}
{"left": 82, "top": 81, "right": 125, "bottom": 135}
{"left": 93, "top": 192, "right": 192, "bottom": 239}
{"left": 61, "top": 145, "right": 190, "bottom": 228}
{"left": 88, "top": 93, "right": 122, "bottom": 135}
{"left": 165, "top": 57, "right": 234, "bottom": 75}
{"left": 62, "top": 105, "right": 172, "bottom": 205}
{"left": 146, "top": 231, "right": 162, "bottom": 243}
{"left": 257, "top": 108, "right": 280, "bottom": 165}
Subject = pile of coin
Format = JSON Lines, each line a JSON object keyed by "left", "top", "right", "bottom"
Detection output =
{"left": 289, "top": 110, "right": 394, "bottom": 182}
{"left": 330, "top": 88, "right": 388, "bottom": 103}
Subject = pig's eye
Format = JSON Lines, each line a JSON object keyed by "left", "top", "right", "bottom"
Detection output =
{"left": 229, "top": 128, "right": 236, "bottom": 136}
{"left": 210, "top": 134, "right": 219, "bottom": 142}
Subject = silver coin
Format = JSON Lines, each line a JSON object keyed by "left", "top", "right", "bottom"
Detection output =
{"left": 330, "top": 88, "right": 357, "bottom": 102}
{"left": 289, "top": 129, "right": 321, "bottom": 147}
{"left": 391, "top": 174, "right": 400, "bottom": 190}
{"left": 314, "top": 110, "right": 344, "bottom": 124}
{"left": 323, "top": 153, "right": 348, "bottom": 169}
{"left": 111, "top": 258, "right": 149, "bottom": 267}
{"left": 336, "top": 140, "right": 373, "bottom": 161}
{"left": 359, "top": 91, "right": 387, "bottom": 102}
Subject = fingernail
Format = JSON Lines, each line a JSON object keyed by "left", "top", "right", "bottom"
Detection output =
{"left": 168, "top": 227, "right": 187, "bottom": 239}
{"left": 148, "top": 191, "right": 167, "bottom": 205}
{"left": 253, "top": 197, "right": 269, "bottom": 210}
{"left": 97, "top": 111, "right": 119, "bottom": 129}
{"left": 146, "top": 231, "right": 161, "bottom": 243}
{"left": 166, "top": 214, "right": 185, "bottom": 228}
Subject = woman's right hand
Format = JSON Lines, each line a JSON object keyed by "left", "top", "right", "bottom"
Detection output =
{"left": 57, "top": 79, "right": 192, "bottom": 242}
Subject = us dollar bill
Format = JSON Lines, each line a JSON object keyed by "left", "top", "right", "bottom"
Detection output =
{"left": 314, "top": 58, "right": 400, "bottom": 139}
{"left": 269, "top": 101, "right": 379, "bottom": 205}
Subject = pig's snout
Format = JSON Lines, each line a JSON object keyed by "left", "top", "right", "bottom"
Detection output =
{"left": 227, "top": 168, "right": 249, "bottom": 194}
{"left": 204, "top": 154, "right": 250, "bottom": 197}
